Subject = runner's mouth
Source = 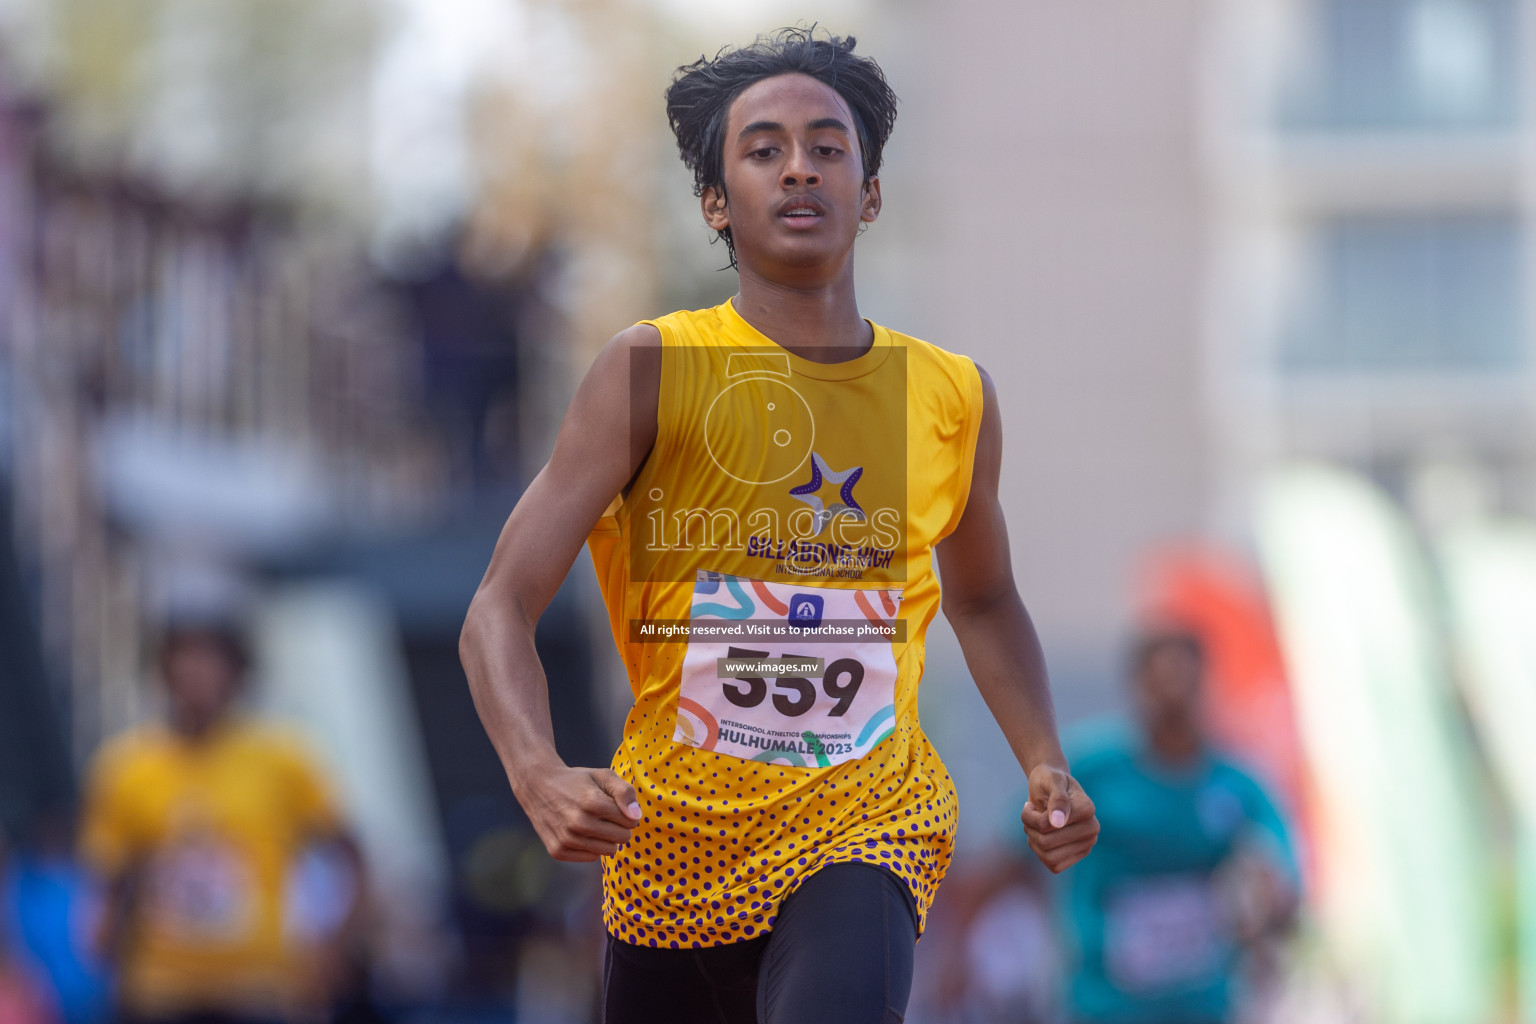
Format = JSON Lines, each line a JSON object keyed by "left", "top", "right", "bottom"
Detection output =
{"left": 778, "top": 198, "right": 825, "bottom": 223}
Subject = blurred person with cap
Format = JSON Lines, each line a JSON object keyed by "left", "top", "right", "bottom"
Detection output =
{"left": 1052, "top": 630, "right": 1298, "bottom": 1024}
{"left": 78, "top": 620, "right": 365, "bottom": 1024}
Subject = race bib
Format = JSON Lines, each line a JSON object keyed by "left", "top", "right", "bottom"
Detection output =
{"left": 1103, "top": 874, "right": 1224, "bottom": 992}
{"left": 673, "top": 571, "right": 902, "bottom": 767}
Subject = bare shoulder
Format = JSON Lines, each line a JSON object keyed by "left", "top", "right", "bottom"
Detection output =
{"left": 583, "top": 323, "right": 661, "bottom": 395}
{"left": 548, "top": 322, "right": 663, "bottom": 491}
{"left": 611, "top": 322, "right": 662, "bottom": 350}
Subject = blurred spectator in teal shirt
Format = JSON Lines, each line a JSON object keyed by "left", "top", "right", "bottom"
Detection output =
{"left": 1054, "top": 630, "right": 1298, "bottom": 1024}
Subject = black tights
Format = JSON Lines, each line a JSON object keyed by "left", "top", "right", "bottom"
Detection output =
{"left": 603, "top": 862, "right": 919, "bottom": 1024}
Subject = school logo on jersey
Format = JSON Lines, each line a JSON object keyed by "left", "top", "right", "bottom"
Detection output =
{"left": 789, "top": 453, "right": 865, "bottom": 534}
{"left": 786, "top": 592, "right": 825, "bottom": 628}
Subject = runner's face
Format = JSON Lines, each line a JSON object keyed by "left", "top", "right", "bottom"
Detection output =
{"left": 704, "top": 73, "right": 880, "bottom": 273}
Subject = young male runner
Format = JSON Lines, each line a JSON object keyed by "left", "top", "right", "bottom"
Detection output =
{"left": 460, "top": 28, "right": 1099, "bottom": 1023}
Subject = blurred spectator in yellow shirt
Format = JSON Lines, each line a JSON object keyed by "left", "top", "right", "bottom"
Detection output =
{"left": 79, "top": 621, "right": 364, "bottom": 1024}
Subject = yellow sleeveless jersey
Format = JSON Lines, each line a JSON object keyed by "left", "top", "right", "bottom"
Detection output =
{"left": 586, "top": 298, "right": 983, "bottom": 949}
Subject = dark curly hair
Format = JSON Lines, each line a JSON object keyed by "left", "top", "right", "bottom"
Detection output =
{"left": 665, "top": 26, "right": 899, "bottom": 268}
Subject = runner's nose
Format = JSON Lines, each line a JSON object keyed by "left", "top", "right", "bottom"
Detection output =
{"left": 782, "top": 144, "right": 820, "bottom": 188}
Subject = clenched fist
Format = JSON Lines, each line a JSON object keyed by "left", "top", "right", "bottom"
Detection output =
{"left": 1020, "top": 763, "right": 1099, "bottom": 874}
{"left": 517, "top": 766, "right": 644, "bottom": 862}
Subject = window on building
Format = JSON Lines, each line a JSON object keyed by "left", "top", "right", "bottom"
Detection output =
{"left": 1280, "top": 212, "right": 1524, "bottom": 374}
{"left": 1280, "top": 0, "right": 1518, "bottom": 130}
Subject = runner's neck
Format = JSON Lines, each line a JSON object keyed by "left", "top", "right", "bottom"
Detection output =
{"left": 731, "top": 270, "right": 872, "bottom": 363}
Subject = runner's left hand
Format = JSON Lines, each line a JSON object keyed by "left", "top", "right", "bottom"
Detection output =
{"left": 1021, "top": 764, "right": 1099, "bottom": 874}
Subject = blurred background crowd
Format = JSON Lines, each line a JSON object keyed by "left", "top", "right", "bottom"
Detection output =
{"left": 0, "top": 0, "right": 1529, "bottom": 1022}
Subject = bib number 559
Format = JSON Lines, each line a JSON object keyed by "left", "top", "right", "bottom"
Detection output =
{"left": 721, "top": 646, "right": 865, "bottom": 718}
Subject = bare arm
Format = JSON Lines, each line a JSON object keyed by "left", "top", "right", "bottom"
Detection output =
{"left": 460, "top": 323, "right": 661, "bottom": 862}
{"left": 937, "top": 364, "right": 1099, "bottom": 873}
{"left": 93, "top": 868, "right": 139, "bottom": 965}
{"left": 304, "top": 827, "right": 369, "bottom": 1003}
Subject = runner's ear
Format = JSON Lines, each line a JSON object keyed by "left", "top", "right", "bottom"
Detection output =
{"left": 702, "top": 187, "right": 730, "bottom": 231}
{"left": 861, "top": 176, "right": 882, "bottom": 224}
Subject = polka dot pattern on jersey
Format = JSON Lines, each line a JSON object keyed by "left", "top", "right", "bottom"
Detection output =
{"left": 599, "top": 680, "right": 958, "bottom": 950}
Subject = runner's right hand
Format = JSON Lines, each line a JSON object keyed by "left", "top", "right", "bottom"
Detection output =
{"left": 519, "top": 766, "right": 643, "bottom": 862}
